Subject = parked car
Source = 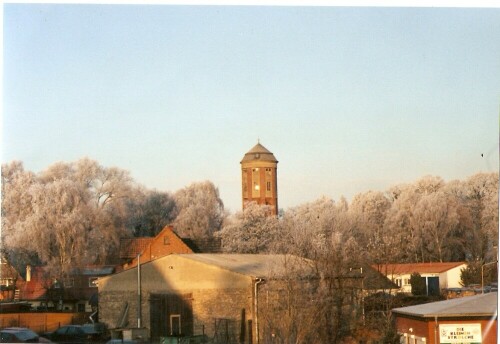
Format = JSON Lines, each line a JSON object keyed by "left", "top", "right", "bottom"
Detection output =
{"left": 0, "top": 327, "right": 51, "bottom": 343}
{"left": 44, "top": 325, "right": 100, "bottom": 343}
{"left": 81, "top": 323, "right": 108, "bottom": 340}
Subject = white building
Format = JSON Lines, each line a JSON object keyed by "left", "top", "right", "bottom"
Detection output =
{"left": 372, "top": 262, "right": 467, "bottom": 295}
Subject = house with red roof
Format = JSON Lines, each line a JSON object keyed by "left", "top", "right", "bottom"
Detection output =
{"left": 373, "top": 262, "right": 467, "bottom": 296}
{"left": 15, "top": 264, "right": 115, "bottom": 313}
{"left": 119, "top": 225, "right": 221, "bottom": 270}
{"left": 0, "top": 256, "right": 22, "bottom": 301}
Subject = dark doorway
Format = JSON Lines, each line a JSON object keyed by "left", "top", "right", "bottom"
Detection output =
{"left": 427, "top": 277, "right": 440, "bottom": 296}
{"left": 150, "top": 293, "right": 193, "bottom": 340}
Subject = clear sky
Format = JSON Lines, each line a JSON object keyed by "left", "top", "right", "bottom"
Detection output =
{"left": 2, "top": 4, "right": 499, "bottom": 213}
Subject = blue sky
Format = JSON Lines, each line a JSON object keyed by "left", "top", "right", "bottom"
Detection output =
{"left": 2, "top": 5, "right": 499, "bottom": 213}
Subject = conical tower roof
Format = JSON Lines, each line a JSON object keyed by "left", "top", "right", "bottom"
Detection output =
{"left": 241, "top": 142, "right": 278, "bottom": 163}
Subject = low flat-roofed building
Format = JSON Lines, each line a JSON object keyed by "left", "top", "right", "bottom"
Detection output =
{"left": 373, "top": 262, "right": 467, "bottom": 295}
{"left": 392, "top": 292, "right": 497, "bottom": 344}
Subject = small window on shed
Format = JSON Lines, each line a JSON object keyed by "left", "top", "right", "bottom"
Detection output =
{"left": 63, "top": 278, "right": 74, "bottom": 288}
{"left": 89, "top": 277, "right": 98, "bottom": 287}
{"left": 164, "top": 236, "right": 170, "bottom": 245}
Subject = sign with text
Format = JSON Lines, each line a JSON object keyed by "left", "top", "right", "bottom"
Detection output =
{"left": 439, "top": 324, "right": 482, "bottom": 344}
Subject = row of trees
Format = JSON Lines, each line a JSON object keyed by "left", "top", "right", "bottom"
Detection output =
{"left": 1, "top": 158, "right": 225, "bottom": 277}
{"left": 219, "top": 173, "right": 498, "bottom": 266}
{"left": 1, "top": 158, "right": 498, "bottom": 281}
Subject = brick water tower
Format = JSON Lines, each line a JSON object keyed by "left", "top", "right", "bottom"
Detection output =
{"left": 240, "top": 142, "right": 278, "bottom": 216}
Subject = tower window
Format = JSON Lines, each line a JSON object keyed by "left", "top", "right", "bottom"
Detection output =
{"left": 265, "top": 168, "right": 273, "bottom": 197}
{"left": 242, "top": 170, "right": 248, "bottom": 197}
{"left": 252, "top": 168, "right": 260, "bottom": 197}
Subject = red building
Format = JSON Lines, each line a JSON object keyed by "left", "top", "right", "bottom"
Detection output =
{"left": 392, "top": 292, "right": 497, "bottom": 344}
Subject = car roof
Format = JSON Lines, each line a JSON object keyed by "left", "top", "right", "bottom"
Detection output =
{"left": 1, "top": 328, "right": 38, "bottom": 341}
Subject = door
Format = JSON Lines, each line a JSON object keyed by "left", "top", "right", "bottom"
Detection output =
{"left": 170, "top": 314, "right": 181, "bottom": 336}
{"left": 150, "top": 293, "right": 193, "bottom": 340}
{"left": 427, "top": 277, "right": 439, "bottom": 296}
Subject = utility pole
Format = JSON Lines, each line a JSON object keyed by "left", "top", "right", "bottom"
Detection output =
{"left": 481, "top": 260, "right": 497, "bottom": 294}
{"left": 137, "top": 254, "right": 142, "bottom": 328}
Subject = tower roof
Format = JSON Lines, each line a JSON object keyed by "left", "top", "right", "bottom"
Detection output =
{"left": 241, "top": 142, "right": 278, "bottom": 163}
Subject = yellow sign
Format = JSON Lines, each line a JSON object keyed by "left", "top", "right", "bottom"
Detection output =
{"left": 439, "top": 324, "right": 482, "bottom": 344}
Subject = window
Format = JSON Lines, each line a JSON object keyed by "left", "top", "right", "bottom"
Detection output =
{"left": 265, "top": 168, "right": 273, "bottom": 197}
{"left": 89, "top": 277, "right": 98, "bottom": 287}
{"left": 77, "top": 303, "right": 85, "bottom": 312}
{"left": 252, "top": 168, "right": 260, "bottom": 197}
{"left": 55, "top": 327, "right": 68, "bottom": 335}
{"left": 67, "top": 327, "right": 80, "bottom": 335}
{"left": 0, "top": 278, "right": 14, "bottom": 287}
{"left": 242, "top": 170, "right": 248, "bottom": 198}
{"left": 163, "top": 236, "right": 170, "bottom": 245}
{"left": 404, "top": 278, "right": 410, "bottom": 286}
{"left": 63, "top": 278, "right": 74, "bottom": 288}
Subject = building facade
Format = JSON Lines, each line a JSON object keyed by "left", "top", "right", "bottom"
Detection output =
{"left": 392, "top": 292, "right": 497, "bottom": 344}
{"left": 373, "top": 262, "right": 467, "bottom": 295}
{"left": 98, "top": 254, "right": 313, "bottom": 343}
{"left": 241, "top": 142, "right": 278, "bottom": 215}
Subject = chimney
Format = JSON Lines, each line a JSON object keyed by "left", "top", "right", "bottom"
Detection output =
{"left": 26, "top": 265, "right": 31, "bottom": 282}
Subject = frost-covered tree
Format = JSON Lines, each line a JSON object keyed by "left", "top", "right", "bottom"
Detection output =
{"left": 5, "top": 179, "right": 96, "bottom": 277}
{"left": 462, "top": 172, "right": 499, "bottom": 262}
{"left": 1, "top": 161, "right": 39, "bottom": 269}
{"left": 411, "top": 191, "right": 459, "bottom": 262}
{"left": 1, "top": 158, "right": 136, "bottom": 278}
{"left": 126, "top": 189, "right": 177, "bottom": 237}
{"left": 173, "top": 181, "right": 225, "bottom": 239}
{"left": 275, "top": 197, "right": 366, "bottom": 343}
{"left": 349, "top": 191, "right": 392, "bottom": 264}
{"left": 217, "top": 202, "right": 279, "bottom": 253}
{"left": 413, "top": 175, "right": 445, "bottom": 195}
{"left": 383, "top": 186, "right": 421, "bottom": 263}
{"left": 1, "top": 161, "right": 36, "bottom": 226}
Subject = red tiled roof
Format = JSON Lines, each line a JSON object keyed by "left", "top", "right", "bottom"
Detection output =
{"left": 119, "top": 238, "right": 153, "bottom": 259}
{"left": 122, "top": 226, "right": 194, "bottom": 269}
{"left": 18, "top": 267, "right": 49, "bottom": 301}
{"left": 0, "top": 261, "right": 21, "bottom": 281}
{"left": 373, "top": 262, "right": 466, "bottom": 275}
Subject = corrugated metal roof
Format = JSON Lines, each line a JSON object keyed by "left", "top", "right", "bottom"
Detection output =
{"left": 178, "top": 254, "right": 313, "bottom": 279}
{"left": 373, "top": 262, "right": 466, "bottom": 275}
{"left": 392, "top": 292, "right": 497, "bottom": 318}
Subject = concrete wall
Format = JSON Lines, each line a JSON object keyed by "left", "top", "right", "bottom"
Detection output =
{"left": 98, "top": 255, "right": 255, "bottom": 340}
